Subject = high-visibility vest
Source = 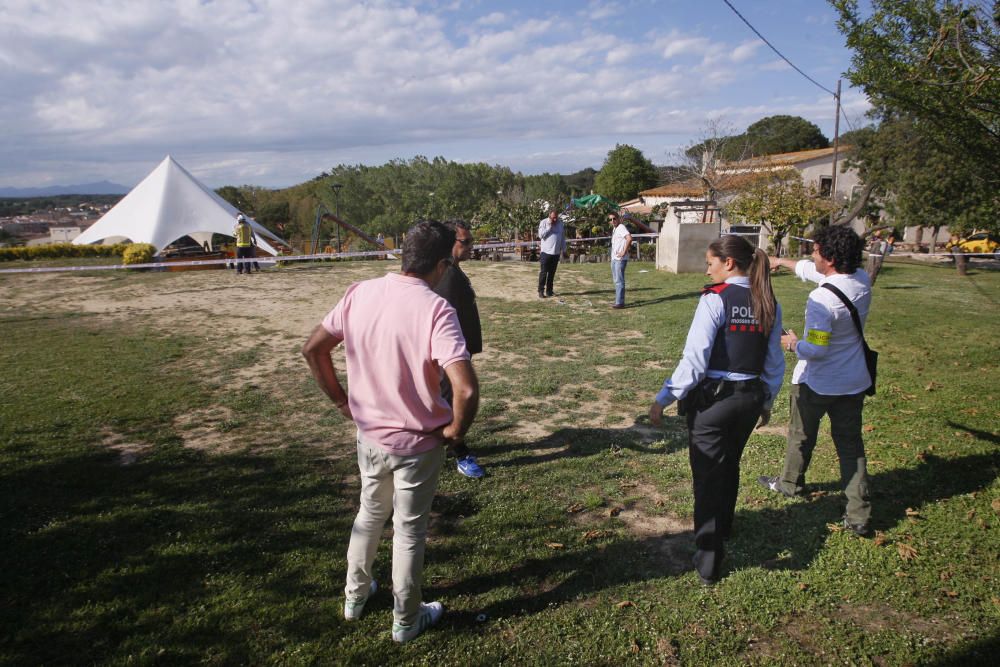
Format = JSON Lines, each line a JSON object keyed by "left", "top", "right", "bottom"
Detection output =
{"left": 234, "top": 222, "right": 255, "bottom": 247}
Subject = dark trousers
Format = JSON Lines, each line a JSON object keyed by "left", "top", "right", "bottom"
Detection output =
{"left": 687, "top": 382, "right": 765, "bottom": 581}
{"left": 779, "top": 383, "right": 870, "bottom": 525}
{"left": 236, "top": 245, "right": 259, "bottom": 273}
{"left": 538, "top": 252, "right": 560, "bottom": 295}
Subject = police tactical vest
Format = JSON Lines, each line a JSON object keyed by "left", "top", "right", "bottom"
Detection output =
{"left": 704, "top": 283, "right": 768, "bottom": 375}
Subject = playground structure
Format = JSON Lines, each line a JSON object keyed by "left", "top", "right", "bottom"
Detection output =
{"left": 310, "top": 210, "right": 391, "bottom": 255}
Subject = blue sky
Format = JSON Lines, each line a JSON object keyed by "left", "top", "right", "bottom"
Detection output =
{"left": 0, "top": 0, "right": 871, "bottom": 189}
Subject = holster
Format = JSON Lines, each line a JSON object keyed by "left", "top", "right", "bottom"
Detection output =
{"left": 678, "top": 379, "right": 729, "bottom": 416}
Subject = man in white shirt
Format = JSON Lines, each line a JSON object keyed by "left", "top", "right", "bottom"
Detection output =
{"left": 609, "top": 212, "right": 632, "bottom": 309}
{"left": 759, "top": 225, "right": 874, "bottom": 536}
{"left": 537, "top": 210, "right": 566, "bottom": 298}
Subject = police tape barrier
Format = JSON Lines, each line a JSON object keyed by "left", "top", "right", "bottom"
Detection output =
{"left": 0, "top": 233, "right": 662, "bottom": 275}
{"left": 785, "top": 235, "right": 990, "bottom": 259}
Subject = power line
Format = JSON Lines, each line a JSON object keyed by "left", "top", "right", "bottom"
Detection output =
{"left": 721, "top": 0, "right": 838, "bottom": 97}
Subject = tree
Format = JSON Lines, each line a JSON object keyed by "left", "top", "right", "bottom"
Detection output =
{"left": 684, "top": 115, "right": 828, "bottom": 162}
{"left": 593, "top": 144, "right": 659, "bottom": 202}
{"left": 842, "top": 114, "right": 999, "bottom": 244}
{"left": 832, "top": 0, "right": 1000, "bottom": 188}
{"left": 726, "top": 171, "right": 833, "bottom": 254}
{"left": 743, "top": 115, "right": 829, "bottom": 155}
{"left": 524, "top": 173, "right": 570, "bottom": 210}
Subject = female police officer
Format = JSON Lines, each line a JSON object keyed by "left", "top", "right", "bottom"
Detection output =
{"left": 649, "top": 235, "right": 784, "bottom": 585}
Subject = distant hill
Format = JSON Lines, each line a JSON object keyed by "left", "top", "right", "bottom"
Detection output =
{"left": 0, "top": 181, "right": 129, "bottom": 197}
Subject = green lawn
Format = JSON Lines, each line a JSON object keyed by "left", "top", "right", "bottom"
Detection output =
{"left": 1, "top": 259, "right": 997, "bottom": 665}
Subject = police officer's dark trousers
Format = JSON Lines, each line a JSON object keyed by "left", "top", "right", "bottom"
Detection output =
{"left": 687, "top": 381, "right": 765, "bottom": 581}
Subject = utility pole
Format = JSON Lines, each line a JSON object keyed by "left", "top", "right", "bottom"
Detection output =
{"left": 829, "top": 79, "right": 842, "bottom": 225}
{"left": 332, "top": 183, "right": 343, "bottom": 253}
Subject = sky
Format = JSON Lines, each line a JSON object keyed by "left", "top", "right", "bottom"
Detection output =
{"left": 0, "top": 0, "right": 873, "bottom": 190}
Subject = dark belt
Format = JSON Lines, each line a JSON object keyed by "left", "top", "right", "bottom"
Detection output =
{"left": 717, "top": 377, "right": 762, "bottom": 390}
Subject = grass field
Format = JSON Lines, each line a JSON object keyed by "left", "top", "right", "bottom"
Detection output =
{"left": 1, "top": 258, "right": 998, "bottom": 665}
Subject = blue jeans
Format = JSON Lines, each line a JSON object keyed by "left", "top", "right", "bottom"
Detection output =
{"left": 611, "top": 258, "right": 627, "bottom": 305}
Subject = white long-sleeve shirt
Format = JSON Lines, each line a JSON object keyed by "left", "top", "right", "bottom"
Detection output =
{"left": 538, "top": 217, "right": 566, "bottom": 255}
{"left": 655, "top": 276, "right": 785, "bottom": 409}
{"left": 791, "top": 260, "right": 872, "bottom": 395}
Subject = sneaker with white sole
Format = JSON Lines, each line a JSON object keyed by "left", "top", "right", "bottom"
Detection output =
{"left": 456, "top": 455, "right": 485, "bottom": 478}
{"left": 344, "top": 580, "right": 377, "bottom": 621}
{"left": 391, "top": 601, "right": 444, "bottom": 643}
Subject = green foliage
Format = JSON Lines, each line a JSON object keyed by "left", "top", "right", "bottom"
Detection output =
{"left": 214, "top": 185, "right": 247, "bottom": 210}
{"left": 593, "top": 144, "right": 659, "bottom": 202}
{"left": 832, "top": 0, "right": 1000, "bottom": 187}
{"left": 744, "top": 115, "right": 830, "bottom": 155}
{"left": 122, "top": 243, "right": 156, "bottom": 265}
{"left": 563, "top": 167, "right": 598, "bottom": 197}
{"left": 685, "top": 115, "right": 829, "bottom": 163}
{"left": 0, "top": 242, "right": 130, "bottom": 261}
{"left": 844, "top": 115, "right": 999, "bottom": 237}
{"left": 524, "top": 173, "right": 570, "bottom": 209}
{"left": 726, "top": 172, "right": 833, "bottom": 250}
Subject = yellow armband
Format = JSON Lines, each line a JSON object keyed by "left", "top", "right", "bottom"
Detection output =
{"left": 805, "top": 329, "right": 831, "bottom": 346}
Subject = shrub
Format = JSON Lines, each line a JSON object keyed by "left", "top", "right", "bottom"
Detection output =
{"left": 122, "top": 243, "right": 156, "bottom": 265}
{"left": 0, "top": 242, "right": 131, "bottom": 262}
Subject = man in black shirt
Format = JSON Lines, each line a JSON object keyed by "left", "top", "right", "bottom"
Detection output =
{"left": 434, "top": 220, "right": 485, "bottom": 478}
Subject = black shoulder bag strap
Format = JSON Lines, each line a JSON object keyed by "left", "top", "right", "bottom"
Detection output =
{"left": 821, "top": 283, "right": 878, "bottom": 396}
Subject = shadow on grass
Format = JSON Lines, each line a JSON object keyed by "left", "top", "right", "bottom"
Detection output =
{"left": 559, "top": 286, "right": 659, "bottom": 297}
{"left": 623, "top": 290, "right": 702, "bottom": 309}
{"left": 434, "top": 530, "right": 696, "bottom": 630}
{"left": 730, "top": 450, "right": 1000, "bottom": 575}
{"left": 484, "top": 421, "right": 687, "bottom": 466}
{"left": 438, "top": 441, "right": 999, "bottom": 628}
{"left": 0, "top": 445, "right": 355, "bottom": 663}
{"left": 947, "top": 420, "right": 1000, "bottom": 444}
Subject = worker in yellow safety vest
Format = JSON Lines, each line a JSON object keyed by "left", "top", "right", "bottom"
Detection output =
{"left": 233, "top": 213, "right": 259, "bottom": 274}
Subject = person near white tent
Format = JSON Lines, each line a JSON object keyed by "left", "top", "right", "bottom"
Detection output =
{"left": 72, "top": 155, "right": 288, "bottom": 258}
{"left": 234, "top": 214, "right": 260, "bottom": 274}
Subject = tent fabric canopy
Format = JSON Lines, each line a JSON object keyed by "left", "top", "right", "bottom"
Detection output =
{"left": 73, "top": 155, "right": 286, "bottom": 256}
{"left": 571, "top": 194, "right": 619, "bottom": 210}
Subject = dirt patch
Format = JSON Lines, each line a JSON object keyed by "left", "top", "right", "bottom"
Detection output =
{"left": 173, "top": 407, "right": 238, "bottom": 454}
{"left": 97, "top": 427, "right": 152, "bottom": 465}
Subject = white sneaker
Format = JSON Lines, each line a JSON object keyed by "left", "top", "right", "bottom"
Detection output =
{"left": 343, "top": 580, "right": 377, "bottom": 621}
{"left": 391, "top": 601, "right": 444, "bottom": 643}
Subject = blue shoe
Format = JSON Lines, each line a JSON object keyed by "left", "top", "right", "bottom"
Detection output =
{"left": 456, "top": 455, "right": 484, "bottom": 478}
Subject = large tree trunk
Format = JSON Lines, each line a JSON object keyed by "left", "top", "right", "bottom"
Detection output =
{"left": 929, "top": 225, "right": 940, "bottom": 255}
{"left": 832, "top": 181, "right": 875, "bottom": 227}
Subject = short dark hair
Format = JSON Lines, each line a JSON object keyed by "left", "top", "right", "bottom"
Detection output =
{"left": 811, "top": 225, "right": 864, "bottom": 273}
{"left": 444, "top": 219, "right": 471, "bottom": 233}
{"left": 401, "top": 220, "right": 455, "bottom": 274}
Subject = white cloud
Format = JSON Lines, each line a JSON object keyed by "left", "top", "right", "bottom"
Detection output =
{"left": 475, "top": 11, "right": 507, "bottom": 26}
{"left": 0, "top": 0, "right": 866, "bottom": 187}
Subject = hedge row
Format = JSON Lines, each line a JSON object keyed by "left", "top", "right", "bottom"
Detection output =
{"left": 0, "top": 243, "right": 132, "bottom": 262}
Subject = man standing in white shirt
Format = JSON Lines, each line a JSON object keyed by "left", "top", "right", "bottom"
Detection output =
{"left": 759, "top": 225, "right": 874, "bottom": 536}
{"left": 537, "top": 209, "right": 566, "bottom": 298}
{"left": 609, "top": 212, "right": 632, "bottom": 309}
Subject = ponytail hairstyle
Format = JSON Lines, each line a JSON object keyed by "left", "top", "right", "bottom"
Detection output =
{"left": 707, "top": 235, "right": 777, "bottom": 334}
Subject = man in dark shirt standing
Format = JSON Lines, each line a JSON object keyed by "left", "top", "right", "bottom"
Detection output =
{"left": 434, "top": 220, "right": 486, "bottom": 478}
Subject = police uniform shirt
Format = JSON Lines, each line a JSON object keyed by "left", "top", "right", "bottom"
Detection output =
{"left": 655, "top": 276, "right": 784, "bottom": 409}
{"left": 791, "top": 260, "right": 872, "bottom": 396}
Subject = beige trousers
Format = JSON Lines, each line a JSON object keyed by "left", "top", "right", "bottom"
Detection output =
{"left": 345, "top": 433, "right": 444, "bottom": 626}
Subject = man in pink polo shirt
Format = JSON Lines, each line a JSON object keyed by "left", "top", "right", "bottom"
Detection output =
{"left": 302, "top": 221, "right": 479, "bottom": 643}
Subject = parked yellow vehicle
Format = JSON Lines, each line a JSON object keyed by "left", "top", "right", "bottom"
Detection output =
{"left": 946, "top": 232, "right": 1000, "bottom": 258}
